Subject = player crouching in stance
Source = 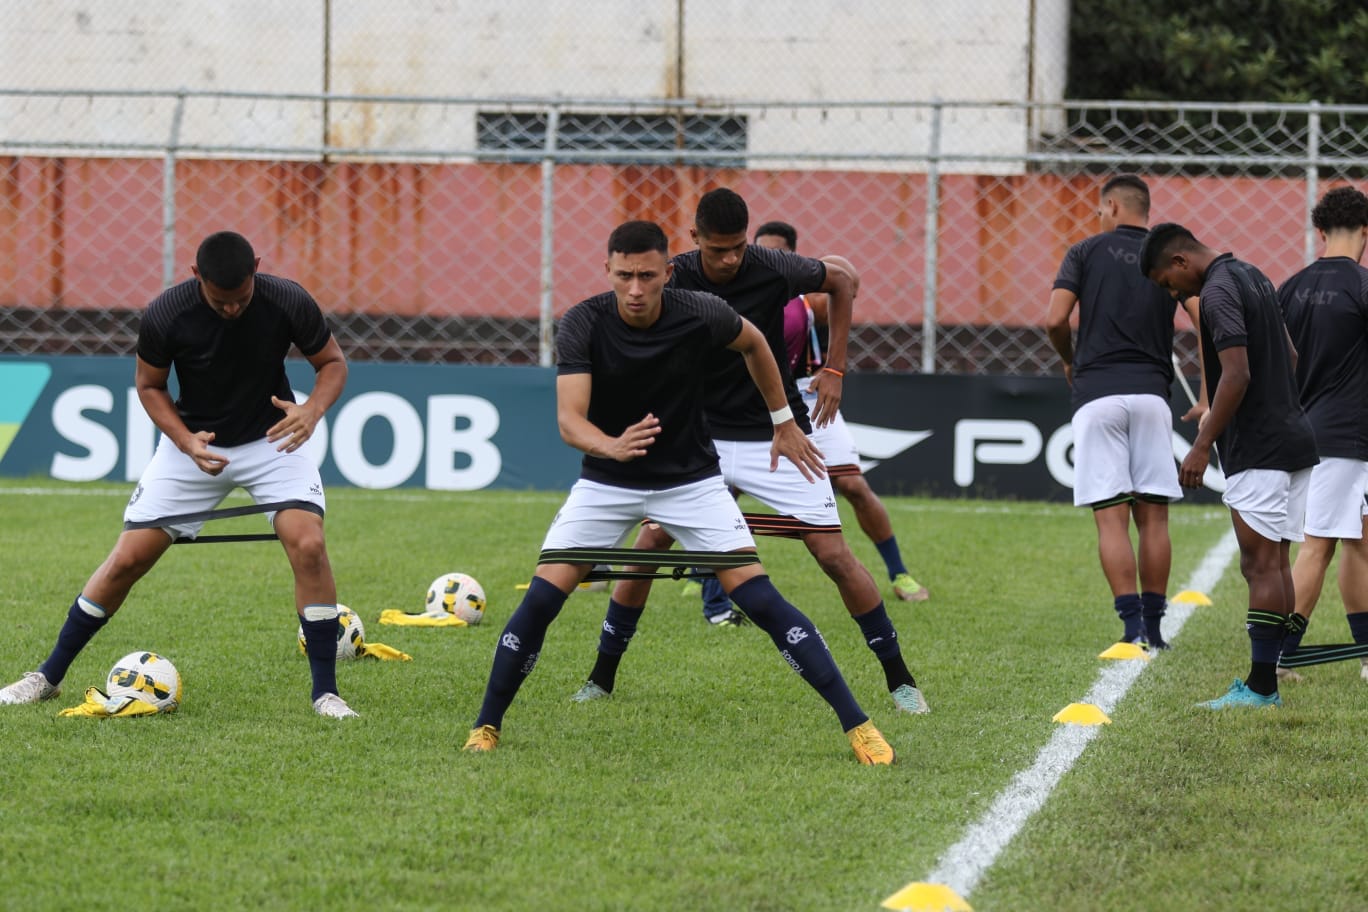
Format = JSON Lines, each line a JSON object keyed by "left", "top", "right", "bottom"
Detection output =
{"left": 0, "top": 231, "right": 357, "bottom": 719}
{"left": 462, "top": 220, "right": 895, "bottom": 764}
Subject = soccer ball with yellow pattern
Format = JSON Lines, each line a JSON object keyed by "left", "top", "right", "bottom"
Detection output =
{"left": 425, "top": 573, "right": 486, "bottom": 625}
{"left": 106, "top": 651, "right": 182, "bottom": 712}
{"left": 296, "top": 605, "right": 366, "bottom": 660}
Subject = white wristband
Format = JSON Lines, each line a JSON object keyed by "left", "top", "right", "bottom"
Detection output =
{"left": 769, "top": 405, "right": 794, "bottom": 425}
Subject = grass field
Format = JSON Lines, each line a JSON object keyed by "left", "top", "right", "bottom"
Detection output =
{"left": 1, "top": 479, "right": 1366, "bottom": 911}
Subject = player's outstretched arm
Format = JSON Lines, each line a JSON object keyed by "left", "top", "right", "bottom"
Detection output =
{"left": 555, "top": 373, "right": 660, "bottom": 462}
{"left": 268, "top": 336, "right": 348, "bottom": 453}
{"left": 727, "top": 318, "right": 825, "bottom": 481}
{"left": 1180, "top": 344, "right": 1248, "bottom": 488}
{"left": 804, "top": 255, "right": 857, "bottom": 427}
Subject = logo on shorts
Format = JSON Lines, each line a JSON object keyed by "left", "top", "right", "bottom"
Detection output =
{"left": 501, "top": 632, "right": 521, "bottom": 652}
{"left": 309, "top": 483, "right": 322, "bottom": 496}
{"left": 733, "top": 517, "right": 748, "bottom": 531}
{"left": 127, "top": 483, "right": 144, "bottom": 507}
{"left": 785, "top": 626, "right": 809, "bottom": 645}
{"left": 824, "top": 497, "right": 836, "bottom": 509}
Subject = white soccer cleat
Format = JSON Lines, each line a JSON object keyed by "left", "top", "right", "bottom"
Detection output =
{"left": 312, "top": 693, "right": 359, "bottom": 719}
{"left": 0, "top": 671, "right": 60, "bottom": 705}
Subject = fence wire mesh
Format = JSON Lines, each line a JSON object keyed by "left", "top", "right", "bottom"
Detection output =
{"left": 3, "top": 92, "right": 1366, "bottom": 376}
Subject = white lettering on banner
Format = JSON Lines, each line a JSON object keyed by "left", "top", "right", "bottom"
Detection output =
{"left": 426, "top": 395, "right": 501, "bottom": 490}
{"left": 953, "top": 419, "right": 1043, "bottom": 487}
{"left": 124, "top": 387, "right": 157, "bottom": 481}
{"left": 1044, "top": 424, "right": 1074, "bottom": 488}
{"left": 330, "top": 392, "right": 424, "bottom": 488}
{"left": 50, "top": 385, "right": 118, "bottom": 481}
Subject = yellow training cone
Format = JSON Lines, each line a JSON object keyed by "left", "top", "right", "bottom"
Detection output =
{"left": 1172, "top": 589, "right": 1213, "bottom": 606}
{"left": 1052, "top": 702, "right": 1111, "bottom": 725}
{"left": 1098, "top": 642, "right": 1150, "bottom": 661}
{"left": 882, "top": 882, "right": 973, "bottom": 912}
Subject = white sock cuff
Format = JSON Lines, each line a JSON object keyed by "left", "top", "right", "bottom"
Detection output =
{"left": 76, "top": 595, "right": 108, "bottom": 619}
{"left": 302, "top": 604, "right": 339, "bottom": 622}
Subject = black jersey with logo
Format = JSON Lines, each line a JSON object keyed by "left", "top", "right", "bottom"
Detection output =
{"left": 1053, "top": 224, "right": 1177, "bottom": 411}
{"left": 1199, "top": 253, "right": 1318, "bottom": 474}
{"left": 1278, "top": 256, "right": 1368, "bottom": 460}
{"left": 136, "top": 274, "right": 332, "bottom": 447}
{"left": 669, "top": 244, "right": 826, "bottom": 441}
{"left": 556, "top": 288, "right": 743, "bottom": 489}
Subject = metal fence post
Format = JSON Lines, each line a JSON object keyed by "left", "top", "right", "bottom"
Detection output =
{"left": 921, "top": 99, "right": 943, "bottom": 374}
{"left": 161, "top": 91, "right": 186, "bottom": 290}
{"left": 538, "top": 105, "right": 561, "bottom": 367}
{"left": 1304, "top": 100, "right": 1320, "bottom": 266}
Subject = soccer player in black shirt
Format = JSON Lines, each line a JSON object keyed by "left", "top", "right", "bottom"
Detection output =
{"left": 0, "top": 232, "right": 358, "bottom": 718}
{"left": 1276, "top": 186, "right": 1368, "bottom": 682}
{"left": 575, "top": 189, "right": 930, "bottom": 716}
{"left": 1141, "top": 223, "right": 1318, "bottom": 709}
{"left": 1046, "top": 175, "right": 1202, "bottom": 650}
{"left": 462, "top": 220, "right": 896, "bottom": 764}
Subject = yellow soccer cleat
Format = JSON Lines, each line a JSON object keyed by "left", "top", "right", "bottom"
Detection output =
{"left": 463, "top": 724, "right": 501, "bottom": 752}
{"left": 892, "top": 573, "right": 929, "bottom": 602}
{"left": 847, "top": 720, "right": 896, "bottom": 765}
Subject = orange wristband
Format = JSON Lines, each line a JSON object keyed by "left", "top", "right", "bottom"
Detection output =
{"left": 821, "top": 366, "right": 844, "bottom": 378}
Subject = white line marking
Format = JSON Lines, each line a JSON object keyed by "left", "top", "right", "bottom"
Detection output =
{"left": 922, "top": 527, "right": 1240, "bottom": 900}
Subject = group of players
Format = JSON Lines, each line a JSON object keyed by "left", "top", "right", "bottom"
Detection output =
{"left": 4, "top": 177, "right": 1363, "bottom": 759}
{"left": 1049, "top": 175, "right": 1368, "bottom": 710}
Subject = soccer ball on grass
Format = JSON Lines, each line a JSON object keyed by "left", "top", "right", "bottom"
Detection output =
{"left": 106, "top": 651, "right": 182, "bottom": 712}
{"left": 424, "top": 572, "right": 486, "bottom": 625}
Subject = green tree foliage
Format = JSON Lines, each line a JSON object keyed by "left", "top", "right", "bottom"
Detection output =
{"left": 1069, "top": 0, "right": 1368, "bottom": 102}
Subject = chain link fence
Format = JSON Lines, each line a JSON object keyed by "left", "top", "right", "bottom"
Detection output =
{"left": 3, "top": 91, "right": 1366, "bottom": 375}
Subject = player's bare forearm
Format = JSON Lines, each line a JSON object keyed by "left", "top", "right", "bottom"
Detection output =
{"left": 560, "top": 410, "right": 660, "bottom": 462}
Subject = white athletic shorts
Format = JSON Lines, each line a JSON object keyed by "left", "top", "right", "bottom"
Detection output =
{"left": 1303, "top": 457, "right": 1368, "bottom": 539}
{"left": 1071, "top": 393, "right": 1182, "bottom": 507}
{"left": 124, "top": 435, "right": 326, "bottom": 540}
{"left": 541, "top": 475, "right": 755, "bottom": 553}
{"left": 1222, "top": 466, "right": 1313, "bottom": 543}
{"left": 714, "top": 438, "right": 841, "bottom": 527}
{"left": 797, "top": 376, "right": 860, "bottom": 469}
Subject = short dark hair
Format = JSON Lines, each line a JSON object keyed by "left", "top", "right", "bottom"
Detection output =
{"left": 754, "top": 220, "right": 798, "bottom": 251}
{"left": 607, "top": 220, "right": 668, "bottom": 257}
{"left": 1101, "top": 174, "right": 1150, "bottom": 218}
{"left": 1138, "top": 222, "right": 1198, "bottom": 277}
{"left": 195, "top": 232, "right": 257, "bottom": 288}
{"left": 1312, "top": 186, "right": 1368, "bottom": 233}
{"left": 695, "top": 187, "right": 749, "bottom": 236}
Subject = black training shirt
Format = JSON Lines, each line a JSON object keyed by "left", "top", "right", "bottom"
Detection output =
{"left": 1053, "top": 224, "right": 1177, "bottom": 411}
{"left": 556, "top": 288, "right": 743, "bottom": 489}
{"left": 1199, "top": 253, "right": 1318, "bottom": 474}
{"left": 1278, "top": 256, "right": 1368, "bottom": 460}
{"left": 669, "top": 244, "right": 825, "bottom": 441}
{"left": 136, "top": 274, "right": 333, "bottom": 447}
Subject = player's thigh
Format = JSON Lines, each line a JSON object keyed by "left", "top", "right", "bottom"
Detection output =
{"left": 1304, "top": 458, "right": 1368, "bottom": 539}
{"left": 1071, "top": 396, "right": 1134, "bottom": 507}
{"left": 716, "top": 438, "right": 841, "bottom": 527}
{"left": 227, "top": 439, "right": 328, "bottom": 529}
{"left": 1125, "top": 394, "right": 1181, "bottom": 500}
{"left": 645, "top": 475, "right": 756, "bottom": 553}
{"left": 124, "top": 436, "right": 235, "bottom": 538}
{"left": 540, "top": 479, "right": 646, "bottom": 551}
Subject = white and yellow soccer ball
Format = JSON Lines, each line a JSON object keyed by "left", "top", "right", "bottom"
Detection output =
{"left": 106, "top": 651, "right": 182, "bottom": 713}
{"left": 425, "top": 572, "right": 486, "bottom": 625}
{"left": 296, "top": 605, "right": 366, "bottom": 660}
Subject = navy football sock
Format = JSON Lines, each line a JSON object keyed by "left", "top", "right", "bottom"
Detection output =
{"left": 1245, "top": 610, "right": 1286, "bottom": 695}
{"left": 852, "top": 604, "right": 916, "bottom": 690}
{"left": 299, "top": 605, "right": 341, "bottom": 701}
{"left": 874, "top": 536, "right": 908, "bottom": 579}
{"left": 1140, "top": 591, "right": 1168, "bottom": 647}
{"left": 474, "top": 577, "right": 568, "bottom": 729}
{"left": 730, "top": 576, "right": 866, "bottom": 731}
{"left": 1348, "top": 612, "right": 1368, "bottom": 645}
{"left": 1281, "top": 612, "right": 1309, "bottom": 656}
{"left": 38, "top": 596, "right": 109, "bottom": 685}
{"left": 586, "top": 599, "right": 642, "bottom": 692}
{"left": 1114, "top": 593, "right": 1143, "bottom": 642}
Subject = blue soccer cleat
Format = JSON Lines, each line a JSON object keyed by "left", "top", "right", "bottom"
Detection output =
{"left": 1196, "top": 678, "right": 1282, "bottom": 710}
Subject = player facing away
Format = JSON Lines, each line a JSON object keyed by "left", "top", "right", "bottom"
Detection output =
{"left": 461, "top": 220, "right": 896, "bottom": 764}
{"left": 572, "top": 189, "right": 930, "bottom": 716}
{"left": 1141, "top": 223, "right": 1319, "bottom": 709}
{"left": 1045, "top": 175, "right": 1202, "bottom": 650}
{"left": 1276, "top": 186, "right": 1368, "bottom": 682}
{"left": 0, "top": 231, "right": 358, "bottom": 718}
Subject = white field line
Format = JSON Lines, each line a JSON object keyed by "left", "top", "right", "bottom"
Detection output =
{"left": 921, "top": 527, "right": 1240, "bottom": 901}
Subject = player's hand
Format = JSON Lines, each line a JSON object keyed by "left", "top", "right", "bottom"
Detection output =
{"left": 770, "top": 421, "right": 826, "bottom": 482}
{"left": 604, "top": 413, "right": 661, "bottom": 462}
{"left": 267, "top": 395, "right": 322, "bottom": 453}
{"left": 1180, "top": 402, "right": 1208, "bottom": 423}
{"left": 1179, "top": 443, "right": 1210, "bottom": 489}
{"left": 183, "top": 431, "right": 228, "bottom": 476}
{"left": 1062, "top": 364, "right": 1074, "bottom": 387}
{"left": 805, "top": 370, "right": 843, "bottom": 428}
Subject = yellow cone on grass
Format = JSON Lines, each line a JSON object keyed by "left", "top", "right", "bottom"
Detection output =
{"left": 882, "top": 882, "right": 973, "bottom": 911}
{"left": 1052, "top": 702, "right": 1111, "bottom": 725}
